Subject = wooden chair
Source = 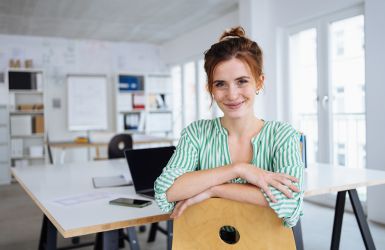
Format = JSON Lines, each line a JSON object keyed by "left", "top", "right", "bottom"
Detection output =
{"left": 173, "top": 198, "right": 296, "bottom": 250}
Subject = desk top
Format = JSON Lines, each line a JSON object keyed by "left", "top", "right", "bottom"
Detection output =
{"left": 12, "top": 160, "right": 385, "bottom": 238}
{"left": 304, "top": 163, "right": 385, "bottom": 197}
{"left": 11, "top": 159, "right": 169, "bottom": 238}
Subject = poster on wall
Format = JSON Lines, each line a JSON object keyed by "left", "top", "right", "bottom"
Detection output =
{"left": 67, "top": 74, "right": 108, "bottom": 131}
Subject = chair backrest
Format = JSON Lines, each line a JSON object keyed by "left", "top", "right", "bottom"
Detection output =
{"left": 108, "top": 134, "right": 133, "bottom": 159}
{"left": 299, "top": 133, "right": 307, "bottom": 168}
{"left": 172, "top": 198, "right": 296, "bottom": 250}
{"left": 46, "top": 134, "right": 54, "bottom": 164}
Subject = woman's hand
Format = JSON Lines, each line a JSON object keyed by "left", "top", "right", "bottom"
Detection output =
{"left": 170, "top": 187, "right": 214, "bottom": 219}
{"left": 235, "top": 163, "right": 300, "bottom": 203}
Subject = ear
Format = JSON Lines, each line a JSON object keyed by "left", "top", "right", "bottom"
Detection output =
{"left": 256, "top": 75, "right": 265, "bottom": 90}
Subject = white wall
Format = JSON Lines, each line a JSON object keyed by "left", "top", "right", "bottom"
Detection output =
{"left": 160, "top": 11, "right": 239, "bottom": 65}
{"left": 365, "top": 0, "right": 385, "bottom": 224}
{"left": 0, "top": 34, "right": 167, "bottom": 141}
{"left": 0, "top": 34, "right": 167, "bottom": 162}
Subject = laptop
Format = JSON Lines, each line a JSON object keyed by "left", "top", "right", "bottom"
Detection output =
{"left": 124, "top": 146, "right": 176, "bottom": 199}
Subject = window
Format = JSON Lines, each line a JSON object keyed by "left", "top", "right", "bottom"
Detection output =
{"left": 288, "top": 9, "right": 366, "bottom": 200}
{"left": 171, "top": 60, "right": 216, "bottom": 137}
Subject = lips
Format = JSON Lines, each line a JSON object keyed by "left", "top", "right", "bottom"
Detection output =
{"left": 224, "top": 100, "right": 245, "bottom": 110}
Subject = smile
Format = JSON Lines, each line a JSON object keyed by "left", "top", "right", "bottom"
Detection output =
{"left": 224, "top": 101, "right": 245, "bottom": 110}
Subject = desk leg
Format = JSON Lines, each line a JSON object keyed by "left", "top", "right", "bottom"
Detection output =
{"left": 127, "top": 227, "right": 140, "bottom": 250}
{"left": 331, "top": 191, "right": 346, "bottom": 250}
{"left": 348, "top": 189, "right": 376, "bottom": 250}
{"left": 94, "top": 230, "right": 119, "bottom": 250}
{"left": 39, "top": 215, "right": 57, "bottom": 250}
{"left": 292, "top": 218, "right": 304, "bottom": 250}
{"left": 167, "top": 220, "right": 173, "bottom": 250}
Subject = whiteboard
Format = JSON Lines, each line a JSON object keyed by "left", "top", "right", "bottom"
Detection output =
{"left": 67, "top": 75, "right": 108, "bottom": 131}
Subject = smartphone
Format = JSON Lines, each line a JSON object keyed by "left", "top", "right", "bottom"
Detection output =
{"left": 109, "top": 198, "right": 152, "bottom": 208}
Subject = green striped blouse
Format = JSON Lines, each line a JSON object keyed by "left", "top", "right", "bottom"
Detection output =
{"left": 154, "top": 118, "right": 304, "bottom": 228}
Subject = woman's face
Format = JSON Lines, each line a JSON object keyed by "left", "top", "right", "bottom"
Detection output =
{"left": 211, "top": 57, "right": 262, "bottom": 119}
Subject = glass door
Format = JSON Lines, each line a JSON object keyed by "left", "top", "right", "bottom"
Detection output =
{"left": 288, "top": 13, "right": 366, "bottom": 200}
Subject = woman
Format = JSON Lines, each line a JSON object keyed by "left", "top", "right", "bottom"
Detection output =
{"left": 155, "top": 26, "right": 304, "bottom": 227}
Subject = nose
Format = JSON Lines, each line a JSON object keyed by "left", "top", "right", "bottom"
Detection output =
{"left": 226, "top": 84, "right": 239, "bottom": 100}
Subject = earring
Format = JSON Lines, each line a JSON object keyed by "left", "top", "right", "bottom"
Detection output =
{"left": 255, "top": 90, "right": 259, "bottom": 95}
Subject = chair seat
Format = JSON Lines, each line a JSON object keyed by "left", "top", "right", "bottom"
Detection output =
{"left": 173, "top": 198, "right": 296, "bottom": 250}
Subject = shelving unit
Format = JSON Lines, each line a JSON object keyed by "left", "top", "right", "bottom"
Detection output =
{"left": 115, "top": 73, "right": 173, "bottom": 136}
{"left": 5, "top": 68, "right": 47, "bottom": 169}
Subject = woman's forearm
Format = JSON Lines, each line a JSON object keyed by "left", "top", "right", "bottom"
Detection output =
{"left": 166, "top": 164, "right": 240, "bottom": 202}
{"left": 211, "top": 183, "right": 269, "bottom": 207}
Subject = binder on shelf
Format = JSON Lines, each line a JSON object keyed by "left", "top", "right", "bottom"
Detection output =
{"left": 32, "top": 115, "right": 44, "bottom": 133}
{"left": 132, "top": 94, "right": 145, "bottom": 109}
{"left": 11, "top": 139, "right": 23, "bottom": 157}
{"left": 118, "top": 75, "right": 144, "bottom": 92}
{"left": 124, "top": 113, "right": 141, "bottom": 130}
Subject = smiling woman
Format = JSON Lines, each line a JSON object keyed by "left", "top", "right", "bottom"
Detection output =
{"left": 154, "top": 26, "right": 304, "bottom": 228}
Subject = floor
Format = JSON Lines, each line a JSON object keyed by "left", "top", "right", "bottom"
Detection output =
{"left": 1, "top": 182, "right": 385, "bottom": 250}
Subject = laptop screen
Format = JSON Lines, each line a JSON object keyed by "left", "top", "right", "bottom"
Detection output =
{"left": 124, "top": 146, "right": 175, "bottom": 193}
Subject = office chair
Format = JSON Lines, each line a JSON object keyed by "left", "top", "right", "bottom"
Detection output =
{"left": 108, "top": 134, "right": 133, "bottom": 159}
{"left": 172, "top": 198, "right": 297, "bottom": 250}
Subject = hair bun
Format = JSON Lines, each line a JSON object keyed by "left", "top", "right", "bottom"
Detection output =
{"left": 219, "top": 26, "right": 246, "bottom": 41}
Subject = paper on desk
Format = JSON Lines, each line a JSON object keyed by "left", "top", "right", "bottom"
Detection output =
{"left": 92, "top": 174, "right": 132, "bottom": 188}
{"left": 52, "top": 192, "right": 113, "bottom": 207}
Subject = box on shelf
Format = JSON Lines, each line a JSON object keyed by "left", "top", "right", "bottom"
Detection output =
{"left": 33, "top": 115, "right": 44, "bottom": 133}
{"left": 18, "top": 104, "right": 44, "bottom": 111}
{"left": 11, "top": 115, "right": 32, "bottom": 135}
{"left": 29, "top": 145, "right": 44, "bottom": 157}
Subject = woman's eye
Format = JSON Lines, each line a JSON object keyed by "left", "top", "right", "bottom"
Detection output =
{"left": 238, "top": 79, "right": 248, "bottom": 85}
{"left": 214, "top": 81, "right": 225, "bottom": 87}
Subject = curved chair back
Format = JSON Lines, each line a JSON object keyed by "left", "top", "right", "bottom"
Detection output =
{"left": 108, "top": 134, "right": 133, "bottom": 159}
{"left": 173, "top": 198, "right": 296, "bottom": 250}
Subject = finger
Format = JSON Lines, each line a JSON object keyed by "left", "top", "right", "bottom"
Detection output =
{"left": 281, "top": 173, "right": 298, "bottom": 182}
{"left": 270, "top": 180, "right": 293, "bottom": 198}
{"left": 279, "top": 178, "right": 300, "bottom": 193}
{"left": 171, "top": 201, "right": 184, "bottom": 218}
{"left": 261, "top": 185, "right": 277, "bottom": 203}
{"left": 175, "top": 202, "right": 188, "bottom": 218}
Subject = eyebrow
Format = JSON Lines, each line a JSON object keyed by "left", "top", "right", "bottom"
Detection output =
{"left": 213, "top": 76, "right": 250, "bottom": 83}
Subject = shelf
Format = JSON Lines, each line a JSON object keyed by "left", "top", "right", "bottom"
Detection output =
{"left": 118, "top": 90, "right": 145, "bottom": 94}
{"left": 11, "top": 156, "right": 45, "bottom": 160}
{"left": 119, "top": 109, "right": 144, "bottom": 114}
{"left": 10, "top": 110, "right": 44, "bottom": 115}
{"left": 8, "top": 68, "right": 43, "bottom": 73}
{"left": 147, "top": 91, "right": 172, "bottom": 95}
{"left": 9, "top": 90, "right": 43, "bottom": 94}
{"left": 123, "top": 129, "right": 144, "bottom": 134}
{"left": 11, "top": 134, "right": 44, "bottom": 138}
{"left": 148, "top": 109, "right": 172, "bottom": 113}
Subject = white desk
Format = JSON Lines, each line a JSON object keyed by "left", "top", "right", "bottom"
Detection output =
{"left": 12, "top": 160, "right": 385, "bottom": 250}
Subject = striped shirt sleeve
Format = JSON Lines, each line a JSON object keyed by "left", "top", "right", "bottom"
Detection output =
{"left": 263, "top": 126, "right": 304, "bottom": 228}
{"left": 154, "top": 124, "right": 199, "bottom": 212}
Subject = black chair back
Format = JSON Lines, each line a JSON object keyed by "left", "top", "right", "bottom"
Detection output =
{"left": 108, "top": 134, "right": 133, "bottom": 159}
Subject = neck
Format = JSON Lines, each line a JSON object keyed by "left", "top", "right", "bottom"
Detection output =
{"left": 221, "top": 114, "right": 262, "bottom": 138}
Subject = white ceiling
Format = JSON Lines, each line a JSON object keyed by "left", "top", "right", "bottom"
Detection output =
{"left": 0, "top": 0, "right": 238, "bottom": 44}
